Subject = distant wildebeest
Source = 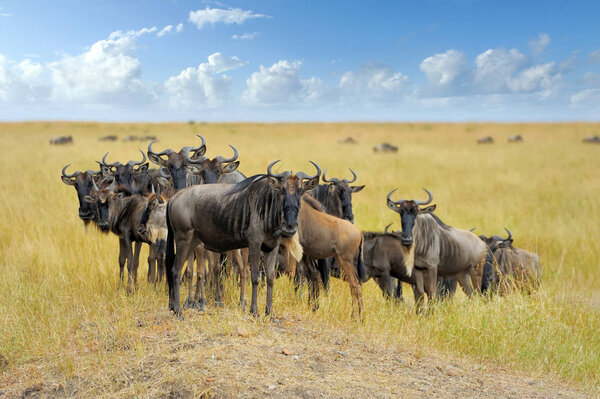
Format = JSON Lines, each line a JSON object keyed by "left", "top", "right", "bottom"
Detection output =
{"left": 99, "top": 135, "right": 118, "bottom": 142}
{"left": 338, "top": 137, "right": 357, "bottom": 144}
{"left": 582, "top": 135, "right": 600, "bottom": 144}
{"left": 61, "top": 164, "right": 107, "bottom": 224}
{"left": 122, "top": 135, "right": 139, "bottom": 142}
{"left": 288, "top": 195, "right": 367, "bottom": 316}
{"left": 50, "top": 136, "right": 73, "bottom": 145}
{"left": 309, "top": 169, "right": 365, "bottom": 287}
{"left": 373, "top": 142, "right": 398, "bottom": 152}
{"left": 480, "top": 228, "right": 541, "bottom": 294}
{"left": 508, "top": 135, "right": 523, "bottom": 143}
{"left": 165, "top": 160, "right": 320, "bottom": 316}
{"left": 386, "top": 188, "right": 486, "bottom": 306}
{"left": 477, "top": 136, "right": 494, "bottom": 144}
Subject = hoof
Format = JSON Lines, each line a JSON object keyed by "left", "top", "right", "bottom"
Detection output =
{"left": 249, "top": 306, "right": 259, "bottom": 317}
{"left": 177, "top": 313, "right": 185, "bottom": 321}
{"left": 183, "top": 298, "right": 195, "bottom": 309}
{"left": 239, "top": 299, "right": 247, "bottom": 311}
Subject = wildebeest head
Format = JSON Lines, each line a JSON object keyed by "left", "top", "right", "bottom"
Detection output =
{"left": 187, "top": 144, "right": 240, "bottom": 184}
{"left": 138, "top": 189, "right": 168, "bottom": 239}
{"left": 147, "top": 135, "right": 206, "bottom": 190}
{"left": 322, "top": 169, "right": 365, "bottom": 223}
{"left": 479, "top": 228, "right": 513, "bottom": 253}
{"left": 266, "top": 160, "right": 321, "bottom": 237}
{"left": 61, "top": 164, "right": 102, "bottom": 223}
{"left": 84, "top": 179, "right": 116, "bottom": 233}
{"left": 100, "top": 150, "right": 149, "bottom": 195}
{"left": 386, "top": 188, "right": 436, "bottom": 247}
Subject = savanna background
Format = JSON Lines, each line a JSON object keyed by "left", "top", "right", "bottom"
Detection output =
{"left": 0, "top": 122, "right": 598, "bottom": 398}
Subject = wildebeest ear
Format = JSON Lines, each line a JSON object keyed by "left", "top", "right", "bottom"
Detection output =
{"left": 498, "top": 239, "right": 513, "bottom": 248}
{"left": 222, "top": 161, "right": 239, "bottom": 174}
{"left": 135, "top": 163, "right": 149, "bottom": 173}
{"left": 101, "top": 165, "right": 115, "bottom": 177}
{"left": 191, "top": 146, "right": 207, "bottom": 160}
{"left": 351, "top": 185, "right": 365, "bottom": 193}
{"left": 148, "top": 152, "right": 168, "bottom": 168}
{"left": 302, "top": 176, "right": 319, "bottom": 192}
{"left": 61, "top": 176, "right": 77, "bottom": 186}
{"left": 267, "top": 176, "right": 282, "bottom": 190}
{"left": 419, "top": 205, "right": 436, "bottom": 214}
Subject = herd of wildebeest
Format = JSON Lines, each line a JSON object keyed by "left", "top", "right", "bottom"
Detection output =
{"left": 61, "top": 135, "right": 542, "bottom": 317}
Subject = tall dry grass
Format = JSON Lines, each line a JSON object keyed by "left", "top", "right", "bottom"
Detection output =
{"left": 0, "top": 122, "right": 599, "bottom": 393}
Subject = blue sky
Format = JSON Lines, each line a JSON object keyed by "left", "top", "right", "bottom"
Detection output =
{"left": 1, "top": 0, "right": 599, "bottom": 121}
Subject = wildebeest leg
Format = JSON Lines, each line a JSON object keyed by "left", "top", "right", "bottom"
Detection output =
{"left": 248, "top": 244, "right": 262, "bottom": 316}
{"left": 394, "top": 279, "right": 404, "bottom": 301}
{"left": 147, "top": 243, "right": 156, "bottom": 284}
{"left": 207, "top": 251, "right": 224, "bottom": 306}
{"left": 412, "top": 270, "right": 426, "bottom": 313}
{"left": 424, "top": 266, "right": 438, "bottom": 302}
{"left": 317, "top": 258, "right": 330, "bottom": 292}
{"left": 375, "top": 274, "right": 394, "bottom": 299}
{"left": 264, "top": 247, "right": 279, "bottom": 316}
{"left": 305, "top": 257, "right": 321, "bottom": 311}
{"left": 336, "top": 254, "right": 363, "bottom": 318}
{"left": 190, "top": 246, "right": 206, "bottom": 311}
{"left": 157, "top": 239, "right": 166, "bottom": 284}
{"left": 455, "top": 272, "right": 475, "bottom": 297}
{"left": 468, "top": 263, "right": 483, "bottom": 294}
{"left": 231, "top": 249, "right": 248, "bottom": 310}
{"left": 118, "top": 238, "right": 127, "bottom": 284}
{"left": 171, "top": 230, "right": 193, "bottom": 316}
{"left": 123, "top": 238, "right": 135, "bottom": 293}
{"left": 131, "top": 241, "right": 142, "bottom": 290}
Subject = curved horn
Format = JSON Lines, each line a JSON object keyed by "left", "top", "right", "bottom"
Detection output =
{"left": 127, "top": 149, "right": 147, "bottom": 167}
{"left": 322, "top": 169, "right": 339, "bottom": 183}
{"left": 158, "top": 167, "right": 171, "bottom": 178}
{"left": 101, "top": 152, "right": 120, "bottom": 168}
{"left": 266, "top": 160, "right": 285, "bottom": 178}
{"left": 61, "top": 164, "right": 79, "bottom": 178}
{"left": 344, "top": 168, "right": 357, "bottom": 183}
{"left": 504, "top": 227, "right": 512, "bottom": 241}
{"left": 386, "top": 188, "right": 407, "bottom": 205}
{"left": 414, "top": 188, "right": 433, "bottom": 206}
{"left": 92, "top": 175, "right": 99, "bottom": 191}
{"left": 297, "top": 161, "right": 322, "bottom": 181}
{"left": 384, "top": 223, "right": 393, "bottom": 234}
{"left": 193, "top": 134, "right": 206, "bottom": 152}
{"left": 220, "top": 145, "right": 239, "bottom": 163}
{"left": 469, "top": 227, "right": 476, "bottom": 232}
{"left": 148, "top": 139, "right": 173, "bottom": 157}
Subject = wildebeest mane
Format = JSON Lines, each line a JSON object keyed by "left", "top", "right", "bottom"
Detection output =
{"left": 226, "top": 174, "right": 267, "bottom": 196}
{"left": 362, "top": 231, "right": 400, "bottom": 240}
{"left": 301, "top": 194, "right": 325, "bottom": 211}
{"left": 430, "top": 213, "right": 451, "bottom": 230}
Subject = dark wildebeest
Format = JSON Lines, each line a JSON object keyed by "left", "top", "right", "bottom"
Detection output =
{"left": 147, "top": 135, "right": 207, "bottom": 190}
{"left": 61, "top": 164, "right": 107, "bottom": 224}
{"left": 165, "top": 160, "right": 320, "bottom": 316}
{"left": 286, "top": 195, "right": 367, "bottom": 315}
{"left": 477, "top": 136, "right": 494, "bottom": 144}
{"left": 50, "top": 136, "right": 73, "bottom": 145}
{"left": 508, "top": 135, "right": 523, "bottom": 143}
{"left": 100, "top": 150, "right": 151, "bottom": 195}
{"left": 99, "top": 135, "right": 118, "bottom": 142}
{"left": 373, "top": 143, "right": 398, "bottom": 152}
{"left": 480, "top": 228, "right": 541, "bottom": 294}
{"left": 583, "top": 135, "right": 600, "bottom": 144}
{"left": 386, "top": 188, "right": 486, "bottom": 306}
{"left": 309, "top": 169, "right": 364, "bottom": 287}
{"left": 86, "top": 180, "right": 159, "bottom": 292}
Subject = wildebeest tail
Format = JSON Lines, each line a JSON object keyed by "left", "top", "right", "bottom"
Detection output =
{"left": 165, "top": 202, "right": 175, "bottom": 297}
{"left": 356, "top": 237, "right": 367, "bottom": 283}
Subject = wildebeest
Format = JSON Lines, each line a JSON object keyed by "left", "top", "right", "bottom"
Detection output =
{"left": 147, "top": 135, "right": 207, "bottom": 190}
{"left": 165, "top": 160, "right": 321, "bottom": 316}
{"left": 477, "top": 136, "right": 494, "bottom": 144}
{"left": 338, "top": 137, "right": 357, "bottom": 144}
{"left": 99, "top": 150, "right": 150, "bottom": 195}
{"left": 99, "top": 135, "right": 118, "bottom": 142}
{"left": 50, "top": 136, "right": 73, "bottom": 145}
{"left": 288, "top": 195, "right": 367, "bottom": 315}
{"left": 61, "top": 164, "right": 106, "bottom": 224}
{"left": 373, "top": 142, "right": 398, "bottom": 152}
{"left": 582, "top": 135, "right": 600, "bottom": 144}
{"left": 139, "top": 192, "right": 168, "bottom": 285}
{"left": 386, "top": 188, "right": 486, "bottom": 305}
{"left": 480, "top": 228, "right": 541, "bottom": 294}
{"left": 508, "top": 135, "right": 523, "bottom": 143}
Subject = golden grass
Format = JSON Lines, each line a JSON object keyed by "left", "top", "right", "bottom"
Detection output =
{"left": 0, "top": 122, "right": 599, "bottom": 396}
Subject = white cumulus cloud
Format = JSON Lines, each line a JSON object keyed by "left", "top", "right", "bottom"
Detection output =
{"left": 0, "top": 54, "right": 47, "bottom": 103}
{"left": 571, "top": 88, "right": 600, "bottom": 105}
{"left": 420, "top": 49, "right": 468, "bottom": 85}
{"left": 48, "top": 28, "right": 156, "bottom": 104}
{"left": 189, "top": 7, "right": 271, "bottom": 30}
{"left": 232, "top": 32, "right": 259, "bottom": 40}
{"left": 163, "top": 52, "right": 246, "bottom": 108}
{"left": 473, "top": 48, "right": 528, "bottom": 92}
{"left": 339, "top": 62, "right": 410, "bottom": 103}
{"left": 529, "top": 33, "right": 551, "bottom": 55}
{"left": 157, "top": 24, "right": 183, "bottom": 37}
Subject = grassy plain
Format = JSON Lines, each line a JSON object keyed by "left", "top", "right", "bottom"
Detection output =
{"left": 0, "top": 122, "right": 599, "bottom": 397}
